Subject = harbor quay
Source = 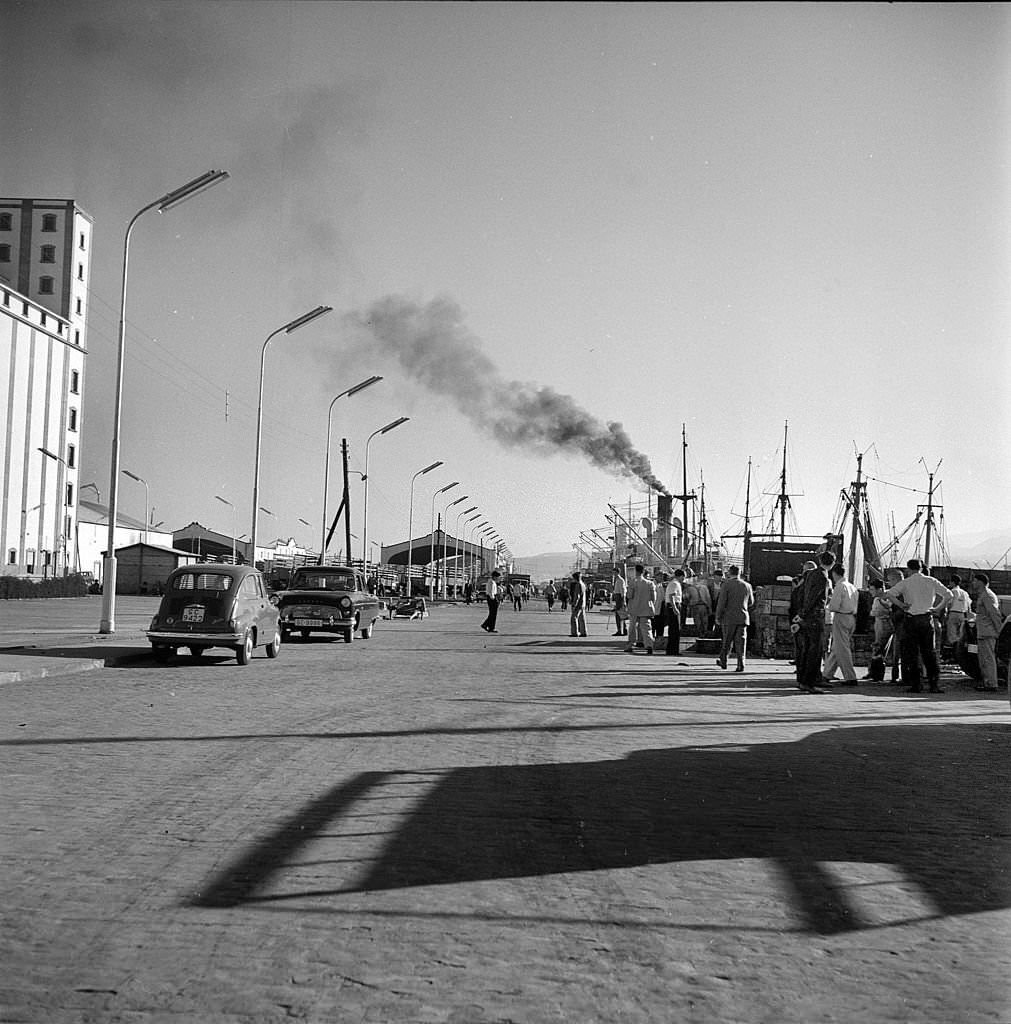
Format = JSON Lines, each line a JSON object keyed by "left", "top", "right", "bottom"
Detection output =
{"left": 1, "top": 598, "right": 1008, "bottom": 1023}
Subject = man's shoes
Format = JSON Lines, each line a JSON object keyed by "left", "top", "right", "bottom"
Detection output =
{"left": 624, "top": 647, "right": 634, "bottom": 654}
{"left": 636, "top": 642, "right": 645, "bottom": 649}
{"left": 716, "top": 658, "right": 727, "bottom": 670}
{"left": 801, "top": 685, "right": 825, "bottom": 694}
{"left": 974, "top": 685, "right": 999, "bottom": 692}
{"left": 612, "top": 631, "right": 623, "bottom": 636}
{"left": 480, "top": 625, "right": 489, "bottom": 632}
{"left": 735, "top": 665, "right": 745, "bottom": 673}
{"left": 840, "top": 680, "right": 859, "bottom": 687}
{"left": 905, "top": 685, "right": 923, "bottom": 693}
{"left": 645, "top": 648, "right": 653, "bottom": 655}
{"left": 486, "top": 629, "right": 498, "bottom": 634}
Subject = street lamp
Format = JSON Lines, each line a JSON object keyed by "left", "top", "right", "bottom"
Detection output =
{"left": 215, "top": 495, "right": 236, "bottom": 563}
{"left": 297, "top": 517, "right": 313, "bottom": 566}
{"left": 100, "top": 169, "right": 229, "bottom": 633}
{"left": 319, "top": 375, "right": 383, "bottom": 563}
{"left": 362, "top": 416, "right": 409, "bottom": 567}
{"left": 406, "top": 461, "right": 443, "bottom": 596}
{"left": 454, "top": 505, "right": 478, "bottom": 596}
{"left": 469, "top": 518, "right": 489, "bottom": 579}
{"left": 441, "top": 494, "right": 468, "bottom": 598}
{"left": 252, "top": 305, "right": 334, "bottom": 560}
{"left": 429, "top": 482, "right": 459, "bottom": 600}
{"left": 122, "top": 469, "right": 149, "bottom": 544}
{"left": 39, "top": 447, "right": 70, "bottom": 575}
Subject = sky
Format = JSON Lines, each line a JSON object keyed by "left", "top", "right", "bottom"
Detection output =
{"left": 4, "top": 1, "right": 1009, "bottom": 565}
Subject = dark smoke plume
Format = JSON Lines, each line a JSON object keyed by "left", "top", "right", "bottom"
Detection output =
{"left": 351, "top": 296, "right": 669, "bottom": 495}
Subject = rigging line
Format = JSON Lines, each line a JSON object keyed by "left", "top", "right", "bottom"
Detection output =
{"left": 865, "top": 475, "right": 928, "bottom": 495}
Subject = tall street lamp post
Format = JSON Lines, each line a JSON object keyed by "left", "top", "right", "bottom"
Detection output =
{"left": 252, "top": 306, "right": 334, "bottom": 560}
{"left": 215, "top": 495, "right": 236, "bottom": 563}
{"left": 441, "top": 495, "right": 468, "bottom": 598}
{"left": 406, "top": 461, "right": 443, "bottom": 596}
{"left": 469, "top": 518, "right": 488, "bottom": 579}
{"left": 319, "top": 375, "right": 383, "bottom": 564}
{"left": 361, "top": 416, "right": 409, "bottom": 568}
{"left": 122, "top": 469, "right": 149, "bottom": 544}
{"left": 454, "top": 505, "right": 478, "bottom": 596}
{"left": 100, "top": 169, "right": 229, "bottom": 633}
{"left": 429, "top": 482, "right": 459, "bottom": 600}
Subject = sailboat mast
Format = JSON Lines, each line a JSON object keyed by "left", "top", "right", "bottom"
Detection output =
{"left": 743, "top": 457, "right": 752, "bottom": 577}
{"left": 847, "top": 452, "right": 863, "bottom": 582}
{"left": 924, "top": 471, "right": 935, "bottom": 569}
{"left": 682, "top": 424, "right": 689, "bottom": 560}
{"left": 779, "top": 420, "right": 789, "bottom": 543}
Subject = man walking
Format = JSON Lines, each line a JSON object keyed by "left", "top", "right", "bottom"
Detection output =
{"left": 823, "top": 564, "right": 860, "bottom": 686}
{"left": 884, "top": 559, "right": 951, "bottom": 694}
{"left": 714, "top": 564, "right": 754, "bottom": 672}
{"left": 971, "top": 572, "right": 1004, "bottom": 692}
{"left": 625, "top": 563, "right": 658, "bottom": 654}
{"left": 792, "top": 551, "right": 835, "bottom": 693}
{"left": 569, "top": 571, "right": 588, "bottom": 637}
{"left": 480, "top": 569, "right": 502, "bottom": 633}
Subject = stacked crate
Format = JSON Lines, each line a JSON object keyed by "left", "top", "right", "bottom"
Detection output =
{"left": 752, "top": 582, "right": 796, "bottom": 659}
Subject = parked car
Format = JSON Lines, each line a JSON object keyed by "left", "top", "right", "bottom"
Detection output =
{"left": 275, "top": 566, "right": 382, "bottom": 642}
{"left": 146, "top": 563, "right": 281, "bottom": 665}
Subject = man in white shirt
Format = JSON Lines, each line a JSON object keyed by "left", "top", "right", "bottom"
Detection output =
{"left": 664, "top": 569, "right": 684, "bottom": 655}
{"left": 481, "top": 570, "right": 502, "bottom": 633}
{"left": 884, "top": 559, "right": 951, "bottom": 693}
{"left": 971, "top": 572, "right": 1004, "bottom": 692}
{"left": 944, "top": 574, "right": 971, "bottom": 649}
{"left": 823, "top": 565, "right": 860, "bottom": 685}
{"left": 612, "top": 569, "right": 628, "bottom": 637}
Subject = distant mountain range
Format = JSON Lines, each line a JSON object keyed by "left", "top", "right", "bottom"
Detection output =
{"left": 515, "top": 529, "right": 1011, "bottom": 580}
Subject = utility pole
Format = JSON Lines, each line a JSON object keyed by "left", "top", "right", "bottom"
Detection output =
{"left": 341, "top": 439, "right": 352, "bottom": 567}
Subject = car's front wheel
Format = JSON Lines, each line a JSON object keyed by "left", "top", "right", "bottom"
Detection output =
{"left": 266, "top": 630, "right": 281, "bottom": 659}
{"left": 361, "top": 619, "right": 376, "bottom": 639}
{"left": 236, "top": 629, "right": 254, "bottom": 665}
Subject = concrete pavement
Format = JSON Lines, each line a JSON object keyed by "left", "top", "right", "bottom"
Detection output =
{"left": 2, "top": 599, "right": 1010, "bottom": 1022}
{"left": 0, "top": 595, "right": 156, "bottom": 684}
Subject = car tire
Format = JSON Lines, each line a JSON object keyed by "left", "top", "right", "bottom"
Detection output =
{"left": 343, "top": 629, "right": 354, "bottom": 643}
{"left": 361, "top": 619, "right": 375, "bottom": 640}
{"left": 281, "top": 628, "right": 291, "bottom": 642}
{"left": 236, "top": 629, "right": 254, "bottom": 665}
{"left": 152, "top": 645, "right": 172, "bottom": 664}
{"left": 266, "top": 630, "right": 281, "bottom": 659}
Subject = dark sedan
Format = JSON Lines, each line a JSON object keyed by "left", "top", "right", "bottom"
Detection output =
{"left": 276, "top": 566, "right": 382, "bottom": 643}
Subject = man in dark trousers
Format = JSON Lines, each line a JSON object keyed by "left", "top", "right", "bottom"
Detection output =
{"left": 481, "top": 569, "right": 502, "bottom": 633}
{"left": 792, "top": 551, "right": 835, "bottom": 693}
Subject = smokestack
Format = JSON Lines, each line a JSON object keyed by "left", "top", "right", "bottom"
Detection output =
{"left": 352, "top": 296, "right": 670, "bottom": 495}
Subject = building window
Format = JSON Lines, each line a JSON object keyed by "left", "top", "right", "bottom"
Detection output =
{"left": 75, "top": 298, "right": 82, "bottom": 315}
{"left": 0, "top": 213, "right": 11, "bottom": 230}
{"left": 67, "top": 444, "right": 76, "bottom": 469}
{"left": 40, "top": 244, "right": 56, "bottom": 263}
{"left": 39, "top": 276, "right": 55, "bottom": 294}
{"left": 66, "top": 483, "right": 74, "bottom": 507}
{"left": 77, "top": 263, "right": 84, "bottom": 281}
{"left": 0, "top": 244, "right": 10, "bottom": 262}
{"left": 42, "top": 214, "right": 57, "bottom": 232}
{"left": 74, "top": 329, "right": 80, "bottom": 345}
{"left": 79, "top": 232, "right": 86, "bottom": 250}
{"left": 70, "top": 369, "right": 80, "bottom": 393}
{"left": 68, "top": 408, "right": 78, "bottom": 431}
{"left": 7, "top": 549, "right": 15, "bottom": 565}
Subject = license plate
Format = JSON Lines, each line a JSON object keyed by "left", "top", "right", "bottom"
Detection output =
{"left": 182, "top": 605, "right": 204, "bottom": 623}
{"left": 294, "top": 618, "right": 322, "bottom": 627}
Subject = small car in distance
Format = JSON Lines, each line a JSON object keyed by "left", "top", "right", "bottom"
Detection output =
{"left": 146, "top": 563, "right": 281, "bottom": 665}
{"left": 276, "top": 566, "right": 382, "bottom": 642}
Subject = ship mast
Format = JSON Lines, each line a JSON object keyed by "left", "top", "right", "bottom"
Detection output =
{"left": 743, "top": 456, "right": 752, "bottom": 577}
{"left": 847, "top": 451, "right": 865, "bottom": 583}
{"left": 773, "top": 420, "right": 791, "bottom": 543}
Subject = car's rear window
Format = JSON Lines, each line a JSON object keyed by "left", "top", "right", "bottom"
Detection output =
{"left": 172, "top": 572, "right": 234, "bottom": 592}
{"left": 293, "top": 573, "right": 353, "bottom": 591}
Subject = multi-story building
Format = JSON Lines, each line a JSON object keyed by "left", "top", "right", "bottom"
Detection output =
{"left": 0, "top": 199, "right": 92, "bottom": 577}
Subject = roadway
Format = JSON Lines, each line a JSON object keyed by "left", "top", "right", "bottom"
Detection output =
{"left": 2, "top": 598, "right": 1008, "bottom": 1022}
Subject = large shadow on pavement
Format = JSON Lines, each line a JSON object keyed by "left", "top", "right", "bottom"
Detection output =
{"left": 193, "top": 722, "right": 1011, "bottom": 933}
